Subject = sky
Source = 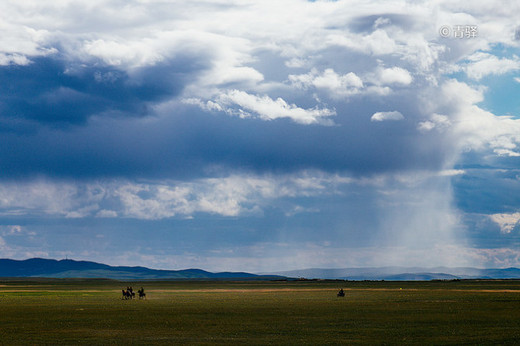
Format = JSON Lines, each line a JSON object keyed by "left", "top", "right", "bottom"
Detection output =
{"left": 1, "top": 0, "right": 520, "bottom": 272}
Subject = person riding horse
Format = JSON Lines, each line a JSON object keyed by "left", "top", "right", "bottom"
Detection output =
{"left": 138, "top": 287, "right": 146, "bottom": 299}
{"left": 337, "top": 288, "right": 345, "bottom": 297}
{"left": 122, "top": 287, "right": 136, "bottom": 299}
{"left": 122, "top": 287, "right": 145, "bottom": 300}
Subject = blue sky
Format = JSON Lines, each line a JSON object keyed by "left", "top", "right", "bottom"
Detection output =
{"left": 1, "top": 0, "right": 520, "bottom": 272}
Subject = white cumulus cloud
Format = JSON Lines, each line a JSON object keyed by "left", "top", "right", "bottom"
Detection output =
{"left": 489, "top": 212, "right": 520, "bottom": 233}
{"left": 430, "top": 79, "right": 520, "bottom": 156}
{"left": 371, "top": 111, "right": 404, "bottom": 122}
{"left": 289, "top": 68, "right": 364, "bottom": 98}
{"left": 464, "top": 52, "right": 520, "bottom": 80}
{"left": 376, "top": 67, "right": 413, "bottom": 85}
{"left": 215, "top": 90, "right": 336, "bottom": 125}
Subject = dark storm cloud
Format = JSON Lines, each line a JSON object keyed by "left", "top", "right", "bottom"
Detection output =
{"left": 0, "top": 96, "right": 448, "bottom": 180}
{"left": 0, "top": 55, "right": 208, "bottom": 127}
{"left": 0, "top": 5, "right": 454, "bottom": 182}
{"left": 453, "top": 167, "right": 520, "bottom": 214}
{"left": 462, "top": 213, "right": 520, "bottom": 248}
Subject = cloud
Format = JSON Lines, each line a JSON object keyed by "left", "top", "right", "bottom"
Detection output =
{"left": 464, "top": 52, "right": 520, "bottom": 80}
{"left": 434, "top": 80, "right": 520, "bottom": 156}
{"left": 214, "top": 90, "right": 336, "bottom": 125}
{"left": 0, "top": 53, "right": 31, "bottom": 66}
{"left": 374, "top": 66, "right": 413, "bottom": 85}
{"left": 0, "top": 56, "right": 205, "bottom": 126}
{"left": 0, "top": 0, "right": 520, "bottom": 270}
{"left": 489, "top": 212, "right": 520, "bottom": 233}
{"left": 0, "top": 97, "right": 453, "bottom": 181}
{"left": 96, "top": 209, "right": 117, "bottom": 218}
{"left": 289, "top": 68, "right": 364, "bottom": 98}
{"left": 438, "top": 169, "right": 465, "bottom": 177}
{"left": 82, "top": 38, "right": 164, "bottom": 68}
{"left": 289, "top": 66, "right": 413, "bottom": 100}
{"left": 370, "top": 111, "right": 404, "bottom": 122}
{"left": 0, "top": 173, "right": 353, "bottom": 220}
{"left": 418, "top": 113, "right": 451, "bottom": 132}
{"left": 328, "top": 27, "right": 398, "bottom": 56}
{"left": 0, "top": 225, "right": 23, "bottom": 235}
{"left": 452, "top": 167, "right": 520, "bottom": 217}
{"left": 0, "top": 179, "right": 103, "bottom": 217}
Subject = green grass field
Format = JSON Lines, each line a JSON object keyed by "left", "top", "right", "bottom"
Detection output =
{"left": 1, "top": 279, "right": 520, "bottom": 345}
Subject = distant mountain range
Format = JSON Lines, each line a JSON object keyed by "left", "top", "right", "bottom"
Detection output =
{"left": 270, "top": 267, "right": 520, "bottom": 280}
{"left": 0, "top": 258, "right": 280, "bottom": 280}
{"left": 2, "top": 258, "right": 520, "bottom": 281}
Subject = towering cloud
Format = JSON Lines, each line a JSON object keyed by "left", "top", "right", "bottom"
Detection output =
{"left": 0, "top": 0, "right": 519, "bottom": 271}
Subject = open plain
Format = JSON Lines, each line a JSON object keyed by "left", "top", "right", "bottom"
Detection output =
{"left": 0, "top": 279, "right": 519, "bottom": 345}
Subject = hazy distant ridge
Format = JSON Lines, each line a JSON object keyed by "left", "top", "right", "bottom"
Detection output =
{"left": 0, "top": 258, "right": 275, "bottom": 280}
{"left": 271, "top": 267, "right": 520, "bottom": 280}
{"left": 3, "top": 259, "right": 520, "bottom": 280}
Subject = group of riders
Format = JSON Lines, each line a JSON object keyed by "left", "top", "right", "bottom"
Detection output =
{"left": 122, "top": 286, "right": 146, "bottom": 300}
{"left": 121, "top": 286, "right": 343, "bottom": 299}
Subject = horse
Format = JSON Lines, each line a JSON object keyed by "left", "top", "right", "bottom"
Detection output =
{"left": 121, "top": 289, "right": 134, "bottom": 300}
{"left": 138, "top": 288, "right": 146, "bottom": 299}
{"left": 337, "top": 289, "right": 345, "bottom": 297}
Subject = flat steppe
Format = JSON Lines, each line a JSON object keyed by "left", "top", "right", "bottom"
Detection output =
{"left": 1, "top": 279, "right": 519, "bottom": 344}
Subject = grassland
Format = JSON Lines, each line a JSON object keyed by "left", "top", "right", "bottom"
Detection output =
{"left": 1, "top": 279, "right": 520, "bottom": 345}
